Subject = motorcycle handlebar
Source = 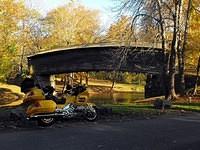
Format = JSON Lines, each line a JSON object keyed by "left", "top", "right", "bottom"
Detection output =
{"left": 43, "top": 84, "right": 87, "bottom": 97}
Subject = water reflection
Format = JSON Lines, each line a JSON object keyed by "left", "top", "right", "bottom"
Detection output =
{"left": 88, "top": 92, "right": 144, "bottom": 105}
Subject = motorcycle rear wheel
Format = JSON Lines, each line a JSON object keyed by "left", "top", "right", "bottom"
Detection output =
{"left": 37, "top": 117, "right": 55, "bottom": 127}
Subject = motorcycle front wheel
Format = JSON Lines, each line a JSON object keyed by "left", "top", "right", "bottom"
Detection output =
{"left": 85, "top": 107, "right": 97, "bottom": 121}
{"left": 37, "top": 117, "right": 55, "bottom": 127}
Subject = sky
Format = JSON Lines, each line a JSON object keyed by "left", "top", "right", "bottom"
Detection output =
{"left": 25, "top": 0, "right": 119, "bottom": 29}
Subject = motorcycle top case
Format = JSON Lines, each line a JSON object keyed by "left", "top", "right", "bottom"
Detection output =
{"left": 26, "top": 100, "right": 57, "bottom": 116}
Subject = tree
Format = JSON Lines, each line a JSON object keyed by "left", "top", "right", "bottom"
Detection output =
{"left": 114, "top": 0, "right": 194, "bottom": 100}
{"left": 185, "top": 0, "right": 200, "bottom": 94}
{"left": 186, "top": 0, "right": 200, "bottom": 66}
{"left": 0, "top": 0, "right": 27, "bottom": 80}
{"left": 176, "top": 0, "right": 192, "bottom": 96}
{"left": 105, "top": 16, "right": 137, "bottom": 90}
{"left": 18, "top": 9, "right": 46, "bottom": 75}
{"left": 43, "top": 2, "right": 100, "bottom": 49}
{"left": 106, "top": 16, "right": 136, "bottom": 43}
{"left": 0, "top": 0, "right": 44, "bottom": 81}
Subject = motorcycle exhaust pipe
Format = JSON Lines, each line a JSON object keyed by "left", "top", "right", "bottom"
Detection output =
{"left": 27, "top": 113, "right": 65, "bottom": 120}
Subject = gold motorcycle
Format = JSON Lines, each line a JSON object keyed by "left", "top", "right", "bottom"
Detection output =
{"left": 23, "top": 83, "right": 97, "bottom": 127}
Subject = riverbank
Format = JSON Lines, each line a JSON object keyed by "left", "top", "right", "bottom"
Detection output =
{"left": 87, "top": 79, "right": 144, "bottom": 93}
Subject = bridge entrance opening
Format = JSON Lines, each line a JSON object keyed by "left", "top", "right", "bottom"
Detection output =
{"left": 48, "top": 71, "right": 147, "bottom": 105}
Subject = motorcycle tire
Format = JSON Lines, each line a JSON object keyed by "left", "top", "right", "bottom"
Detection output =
{"left": 85, "top": 107, "right": 97, "bottom": 121}
{"left": 37, "top": 117, "right": 55, "bottom": 127}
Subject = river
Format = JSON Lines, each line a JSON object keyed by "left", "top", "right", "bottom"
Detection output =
{"left": 87, "top": 92, "right": 144, "bottom": 105}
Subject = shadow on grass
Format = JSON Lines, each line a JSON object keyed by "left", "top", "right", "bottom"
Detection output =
{"left": 0, "top": 88, "right": 23, "bottom": 105}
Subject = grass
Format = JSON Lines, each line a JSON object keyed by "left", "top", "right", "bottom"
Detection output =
{"left": 102, "top": 103, "right": 159, "bottom": 114}
{"left": 102, "top": 102, "right": 200, "bottom": 115}
{"left": 172, "top": 103, "right": 200, "bottom": 112}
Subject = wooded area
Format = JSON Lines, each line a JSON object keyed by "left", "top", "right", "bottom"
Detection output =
{"left": 0, "top": 0, "right": 200, "bottom": 100}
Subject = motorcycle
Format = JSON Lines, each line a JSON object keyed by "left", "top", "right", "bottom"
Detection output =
{"left": 25, "top": 84, "right": 97, "bottom": 126}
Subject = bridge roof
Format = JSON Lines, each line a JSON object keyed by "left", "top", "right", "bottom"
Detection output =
{"left": 28, "top": 42, "right": 163, "bottom": 58}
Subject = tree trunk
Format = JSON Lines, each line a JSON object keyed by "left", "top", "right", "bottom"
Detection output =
{"left": 167, "top": 2, "right": 179, "bottom": 100}
{"left": 168, "top": 44, "right": 177, "bottom": 100}
{"left": 167, "top": 0, "right": 185, "bottom": 100}
{"left": 177, "top": 30, "right": 184, "bottom": 96}
{"left": 176, "top": 0, "right": 184, "bottom": 95}
{"left": 79, "top": 73, "right": 83, "bottom": 84}
{"left": 62, "top": 74, "right": 67, "bottom": 94}
{"left": 110, "top": 71, "right": 117, "bottom": 91}
{"left": 177, "top": 0, "right": 192, "bottom": 96}
{"left": 193, "top": 57, "right": 200, "bottom": 95}
{"left": 19, "top": 46, "right": 25, "bottom": 75}
{"left": 19, "top": 22, "right": 26, "bottom": 75}
{"left": 177, "top": 49, "right": 185, "bottom": 95}
{"left": 85, "top": 72, "right": 89, "bottom": 86}
{"left": 156, "top": 0, "right": 168, "bottom": 99}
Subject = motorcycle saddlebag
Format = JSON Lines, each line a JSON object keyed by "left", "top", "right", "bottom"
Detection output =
{"left": 26, "top": 100, "right": 56, "bottom": 116}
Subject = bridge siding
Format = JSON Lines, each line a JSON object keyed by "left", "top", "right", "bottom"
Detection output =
{"left": 28, "top": 46, "right": 164, "bottom": 76}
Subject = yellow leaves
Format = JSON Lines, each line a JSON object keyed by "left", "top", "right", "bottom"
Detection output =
{"left": 0, "top": 0, "right": 26, "bottom": 43}
{"left": 44, "top": 2, "right": 100, "bottom": 49}
{"left": 185, "top": 2, "right": 200, "bottom": 67}
{"left": 106, "top": 16, "right": 134, "bottom": 43}
{"left": 0, "top": 0, "right": 26, "bottom": 23}
{"left": 0, "top": 0, "right": 41, "bottom": 79}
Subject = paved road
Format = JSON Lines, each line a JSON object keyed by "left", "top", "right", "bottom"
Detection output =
{"left": 0, "top": 114, "right": 200, "bottom": 150}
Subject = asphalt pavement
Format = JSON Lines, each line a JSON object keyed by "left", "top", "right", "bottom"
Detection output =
{"left": 0, "top": 113, "right": 200, "bottom": 150}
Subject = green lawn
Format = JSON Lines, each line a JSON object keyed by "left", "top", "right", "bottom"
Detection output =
{"left": 172, "top": 103, "right": 200, "bottom": 112}
{"left": 102, "top": 103, "right": 200, "bottom": 115}
{"left": 102, "top": 104, "right": 159, "bottom": 114}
